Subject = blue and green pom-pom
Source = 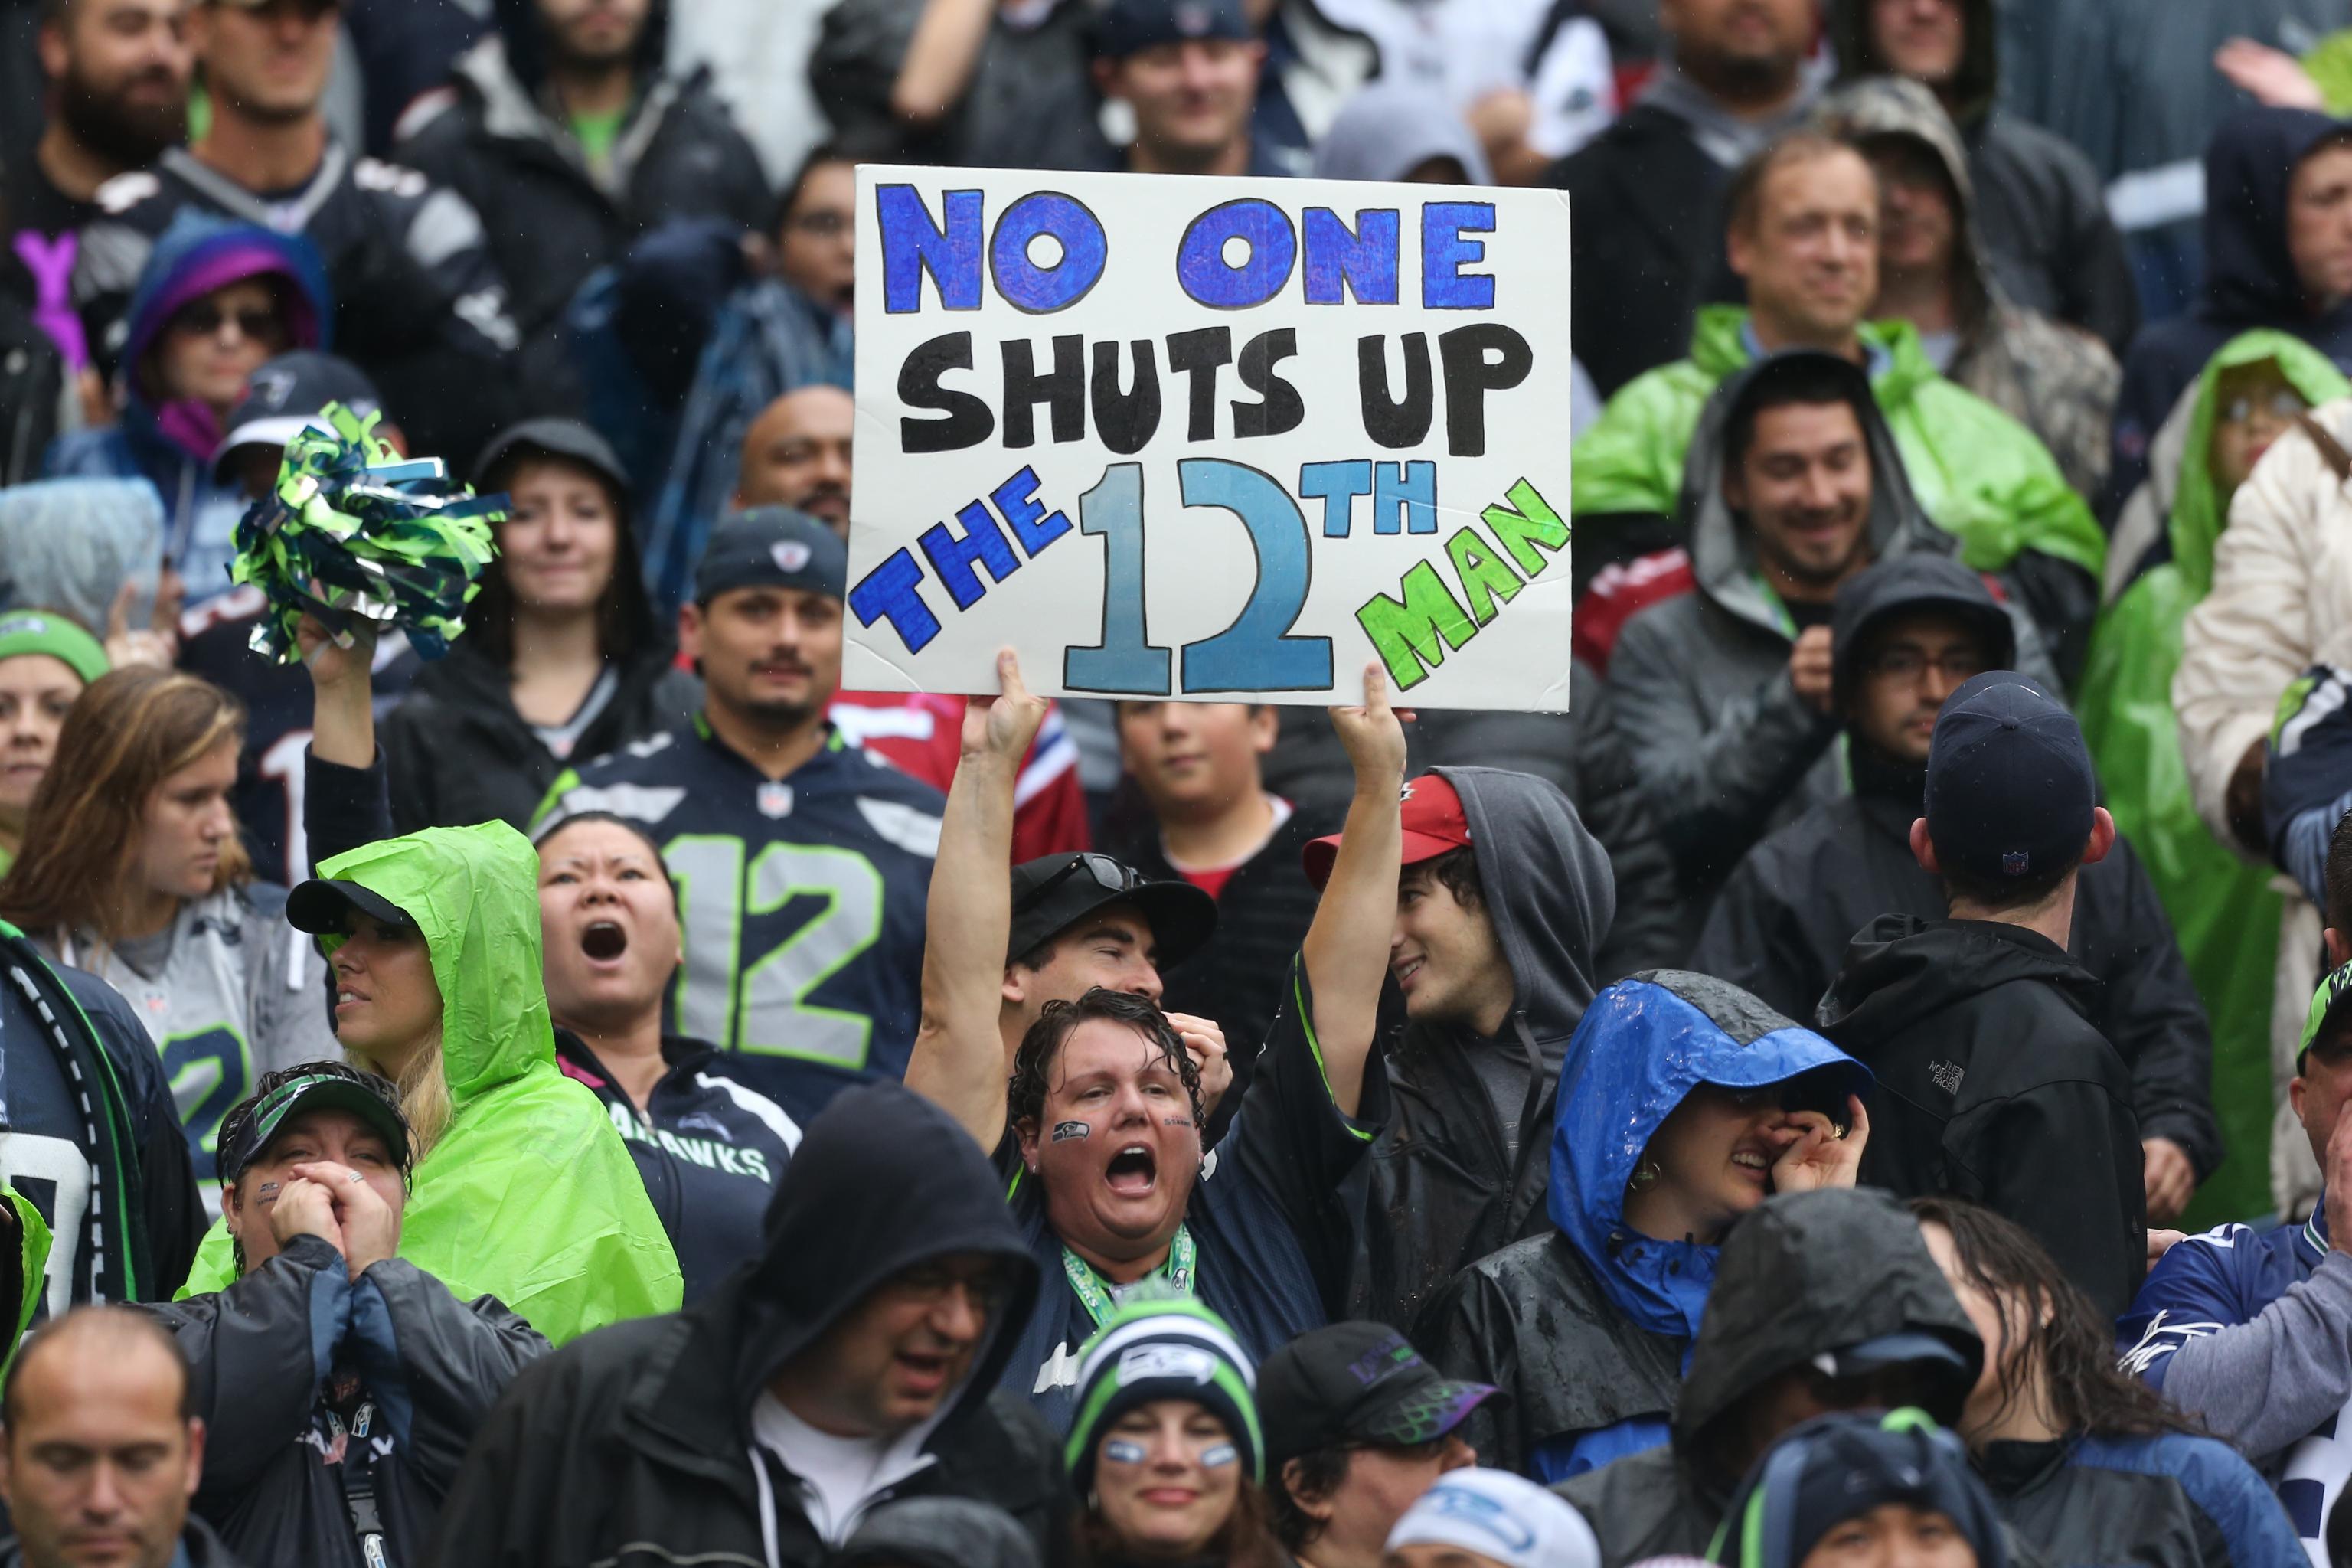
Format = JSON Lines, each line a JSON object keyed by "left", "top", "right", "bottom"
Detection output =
{"left": 229, "top": 403, "right": 503, "bottom": 663}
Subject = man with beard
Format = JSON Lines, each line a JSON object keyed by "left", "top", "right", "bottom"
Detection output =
{"left": 8, "top": 0, "right": 191, "bottom": 371}
{"left": 532, "top": 508, "right": 946, "bottom": 1120}
{"left": 73, "top": 0, "right": 524, "bottom": 466}
{"left": 394, "top": 0, "right": 768, "bottom": 407}
{"left": 1599, "top": 351, "right": 2056, "bottom": 957}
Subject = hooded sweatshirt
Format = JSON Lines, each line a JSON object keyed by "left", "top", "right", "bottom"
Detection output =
{"left": 2110, "top": 109, "right": 2352, "bottom": 514}
{"left": 1824, "top": 0, "right": 2138, "bottom": 354}
{"left": 1603, "top": 353, "right": 2056, "bottom": 959}
{"left": 1814, "top": 77, "right": 2121, "bottom": 502}
{"left": 1346, "top": 766, "right": 1614, "bottom": 1333}
{"left": 1815, "top": 914, "right": 2145, "bottom": 1321}
{"left": 1690, "top": 553, "right": 2223, "bottom": 1184}
{"left": 43, "top": 214, "right": 329, "bottom": 604}
{"left": 1553, "top": 1187, "right": 1983, "bottom": 1566}
{"left": 1573, "top": 306, "right": 2105, "bottom": 668}
{"left": 174, "top": 824, "right": 683, "bottom": 1342}
{"left": 1308, "top": 80, "right": 1496, "bottom": 185}
{"left": 1418, "top": 972, "right": 1869, "bottom": 1483}
{"left": 2080, "top": 330, "right": 2350, "bottom": 1227}
{"left": 425, "top": 1082, "right": 1070, "bottom": 1568}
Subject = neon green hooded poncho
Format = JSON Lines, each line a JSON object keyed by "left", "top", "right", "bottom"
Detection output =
{"left": 2076, "top": 330, "right": 2351, "bottom": 1229}
{"left": 175, "top": 823, "right": 682, "bottom": 1340}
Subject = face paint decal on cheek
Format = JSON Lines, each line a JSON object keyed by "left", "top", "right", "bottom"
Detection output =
{"left": 1200, "top": 1442, "right": 1238, "bottom": 1468}
{"left": 1163, "top": 1116, "right": 1194, "bottom": 1128}
{"left": 1053, "top": 1121, "right": 1090, "bottom": 1142}
{"left": 1103, "top": 1439, "right": 1149, "bottom": 1465}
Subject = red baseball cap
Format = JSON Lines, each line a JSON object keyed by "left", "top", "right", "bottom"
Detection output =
{"left": 1302, "top": 773, "right": 1472, "bottom": 891}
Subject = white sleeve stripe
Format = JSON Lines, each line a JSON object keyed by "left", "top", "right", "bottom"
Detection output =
{"left": 1014, "top": 732, "right": 1080, "bottom": 809}
{"left": 694, "top": 1072, "right": 803, "bottom": 1155}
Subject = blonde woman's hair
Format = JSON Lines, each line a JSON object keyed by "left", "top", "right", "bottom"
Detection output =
{"left": 351, "top": 1031, "right": 454, "bottom": 1161}
{"left": 0, "top": 667, "right": 249, "bottom": 943}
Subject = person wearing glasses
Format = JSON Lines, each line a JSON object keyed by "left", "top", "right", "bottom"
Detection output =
{"left": 531, "top": 508, "right": 942, "bottom": 1122}
{"left": 43, "top": 212, "right": 328, "bottom": 606}
{"left": 1691, "top": 555, "right": 2221, "bottom": 1227}
{"left": 906, "top": 651, "right": 1400, "bottom": 1431}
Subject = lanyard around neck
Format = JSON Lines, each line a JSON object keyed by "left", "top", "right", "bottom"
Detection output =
{"left": 1061, "top": 1225, "right": 1197, "bottom": 1328}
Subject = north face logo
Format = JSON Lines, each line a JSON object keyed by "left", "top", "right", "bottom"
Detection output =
{"left": 1929, "top": 1059, "right": 1965, "bottom": 1096}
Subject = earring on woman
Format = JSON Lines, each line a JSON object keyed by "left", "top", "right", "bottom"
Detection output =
{"left": 1627, "top": 1158, "right": 1661, "bottom": 1193}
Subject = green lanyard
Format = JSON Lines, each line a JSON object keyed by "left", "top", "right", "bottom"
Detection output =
{"left": 1062, "top": 1226, "right": 1197, "bottom": 1328}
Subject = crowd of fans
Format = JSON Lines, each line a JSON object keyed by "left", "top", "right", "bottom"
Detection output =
{"left": 7, "top": 0, "right": 2352, "bottom": 1566}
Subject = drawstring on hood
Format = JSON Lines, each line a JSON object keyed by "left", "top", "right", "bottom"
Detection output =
{"left": 1548, "top": 972, "right": 1870, "bottom": 1346}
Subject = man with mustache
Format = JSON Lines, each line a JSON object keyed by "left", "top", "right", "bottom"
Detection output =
{"left": 1598, "top": 350, "right": 2057, "bottom": 959}
{"left": 8, "top": 0, "right": 191, "bottom": 371}
{"left": 534, "top": 508, "right": 946, "bottom": 1122}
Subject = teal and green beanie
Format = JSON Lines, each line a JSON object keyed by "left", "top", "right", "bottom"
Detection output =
{"left": 1063, "top": 1298, "right": 1262, "bottom": 1494}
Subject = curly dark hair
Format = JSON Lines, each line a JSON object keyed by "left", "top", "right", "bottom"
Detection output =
{"left": 1268, "top": 1444, "right": 1350, "bottom": 1551}
{"left": 1401, "top": 845, "right": 1483, "bottom": 910}
{"left": 1008, "top": 988, "right": 1206, "bottom": 1138}
{"left": 1910, "top": 1197, "right": 2200, "bottom": 1442}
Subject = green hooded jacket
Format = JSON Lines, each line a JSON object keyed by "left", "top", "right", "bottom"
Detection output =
{"left": 1570, "top": 305, "right": 2108, "bottom": 581}
{"left": 2076, "top": 331, "right": 2351, "bottom": 1229}
{"left": 174, "top": 823, "right": 682, "bottom": 1341}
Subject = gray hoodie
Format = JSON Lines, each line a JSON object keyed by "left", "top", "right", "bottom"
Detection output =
{"left": 1308, "top": 80, "right": 1494, "bottom": 185}
{"left": 1601, "top": 351, "right": 2055, "bottom": 959}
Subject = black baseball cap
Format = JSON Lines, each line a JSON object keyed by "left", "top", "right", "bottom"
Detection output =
{"left": 286, "top": 877, "right": 415, "bottom": 936}
{"left": 212, "top": 351, "right": 381, "bottom": 481}
{"left": 694, "top": 506, "right": 847, "bottom": 606}
{"left": 1096, "top": 0, "right": 1250, "bottom": 59}
{"left": 471, "top": 416, "right": 630, "bottom": 496}
{"left": 1922, "top": 671, "right": 2097, "bottom": 884}
{"left": 1007, "top": 852, "right": 1216, "bottom": 971}
{"left": 1259, "top": 1322, "right": 1500, "bottom": 1468}
{"left": 217, "top": 1067, "right": 410, "bottom": 1187}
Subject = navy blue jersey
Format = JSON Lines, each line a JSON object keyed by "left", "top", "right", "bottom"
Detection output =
{"left": 534, "top": 719, "right": 942, "bottom": 1116}
{"left": 556, "top": 1031, "right": 801, "bottom": 1304}
{"left": 995, "top": 956, "right": 1384, "bottom": 1432}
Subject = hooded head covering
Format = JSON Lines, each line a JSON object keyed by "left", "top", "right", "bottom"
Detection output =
{"left": 1677, "top": 352, "right": 1950, "bottom": 637}
{"left": 175, "top": 822, "right": 684, "bottom": 1338}
{"left": 1828, "top": 554, "right": 2017, "bottom": 713}
{"left": 1308, "top": 80, "right": 1494, "bottom": 185}
{"left": 2203, "top": 109, "right": 2352, "bottom": 329}
{"left": 121, "top": 213, "right": 331, "bottom": 463}
{"left": 733, "top": 1080, "right": 1037, "bottom": 1430}
{"left": 1826, "top": 0, "right": 2001, "bottom": 129}
{"left": 0, "top": 481, "right": 164, "bottom": 632}
{"left": 1671, "top": 1190, "right": 1981, "bottom": 1493}
{"left": 1814, "top": 77, "right": 1998, "bottom": 337}
{"left": 1711, "top": 1410, "right": 2007, "bottom": 1568}
{"left": 1548, "top": 972, "right": 1871, "bottom": 1344}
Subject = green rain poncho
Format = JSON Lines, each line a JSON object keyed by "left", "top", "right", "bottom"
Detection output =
{"left": 175, "top": 823, "right": 681, "bottom": 1340}
{"left": 3, "top": 1189, "right": 48, "bottom": 1374}
{"left": 2076, "top": 330, "right": 2351, "bottom": 1229}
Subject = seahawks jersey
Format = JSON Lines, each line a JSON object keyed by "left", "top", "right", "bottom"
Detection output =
{"left": 534, "top": 720, "right": 942, "bottom": 1116}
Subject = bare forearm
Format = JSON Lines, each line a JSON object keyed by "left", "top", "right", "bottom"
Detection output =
{"left": 906, "top": 750, "right": 1018, "bottom": 1148}
{"left": 1301, "top": 778, "right": 1402, "bottom": 1117}
{"left": 310, "top": 674, "right": 374, "bottom": 770}
{"left": 891, "top": 0, "right": 993, "bottom": 125}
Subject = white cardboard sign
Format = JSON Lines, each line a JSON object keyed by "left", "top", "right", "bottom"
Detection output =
{"left": 844, "top": 165, "right": 1573, "bottom": 710}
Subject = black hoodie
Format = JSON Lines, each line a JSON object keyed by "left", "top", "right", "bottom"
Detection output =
{"left": 1816, "top": 916, "right": 2145, "bottom": 1320}
{"left": 1689, "top": 554, "right": 2222, "bottom": 1177}
{"left": 426, "top": 1082, "right": 1070, "bottom": 1568}
{"left": 2110, "top": 108, "right": 2352, "bottom": 514}
{"left": 1347, "top": 766, "right": 1615, "bottom": 1334}
{"left": 1553, "top": 1189, "right": 1983, "bottom": 1566}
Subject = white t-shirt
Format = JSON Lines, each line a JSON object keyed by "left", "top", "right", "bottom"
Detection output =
{"left": 750, "top": 1393, "right": 935, "bottom": 1546}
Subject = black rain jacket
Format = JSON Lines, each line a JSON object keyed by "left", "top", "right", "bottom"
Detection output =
{"left": 145, "top": 1234, "right": 548, "bottom": 1568}
{"left": 1816, "top": 915, "right": 2147, "bottom": 1320}
{"left": 1344, "top": 768, "right": 1615, "bottom": 1334}
{"left": 426, "top": 1082, "right": 1070, "bottom": 1568}
{"left": 1553, "top": 1188, "right": 1984, "bottom": 1566}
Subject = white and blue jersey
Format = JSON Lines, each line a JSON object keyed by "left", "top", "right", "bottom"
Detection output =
{"left": 534, "top": 718, "right": 942, "bottom": 1118}
{"left": 2118, "top": 1202, "right": 2341, "bottom": 1561}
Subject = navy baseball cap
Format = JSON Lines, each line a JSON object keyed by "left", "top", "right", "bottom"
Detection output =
{"left": 1097, "top": 0, "right": 1250, "bottom": 58}
{"left": 1922, "top": 671, "right": 2096, "bottom": 884}
{"left": 212, "top": 351, "right": 381, "bottom": 480}
{"left": 694, "top": 507, "right": 847, "bottom": 605}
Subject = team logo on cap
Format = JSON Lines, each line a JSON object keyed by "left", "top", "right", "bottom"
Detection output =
{"left": 248, "top": 366, "right": 297, "bottom": 410}
{"left": 2001, "top": 850, "right": 2030, "bottom": 876}
{"left": 1117, "top": 1344, "right": 1216, "bottom": 1387}
{"left": 1423, "top": 1489, "right": 1536, "bottom": 1551}
{"left": 773, "top": 541, "right": 812, "bottom": 573}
